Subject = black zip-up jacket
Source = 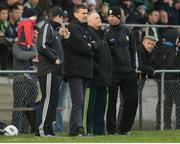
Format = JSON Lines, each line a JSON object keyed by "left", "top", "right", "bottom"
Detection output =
{"left": 63, "top": 18, "right": 96, "bottom": 79}
{"left": 104, "top": 24, "right": 137, "bottom": 80}
{"left": 37, "top": 20, "right": 64, "bottom": 76}
{"left": 88, "top": 26, "right": 112, "bottom": 87}
{"left": 157, "top": 41, "right": 178, "bottom": 80}
{"left": 137, "top": 44, "right": 159, "bottom": 79}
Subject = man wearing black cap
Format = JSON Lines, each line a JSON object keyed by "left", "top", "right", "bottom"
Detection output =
{"left": 105, "top": 6, "right": 138, "bottom": 135}
{"left": 36, "top": 6, "right": 70, "bottom": 137}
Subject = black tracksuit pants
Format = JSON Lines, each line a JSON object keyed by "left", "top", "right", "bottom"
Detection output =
{"left": 37, "top": 72, "right": 62, "bottom": 136}
{"left": 106, "top": 77, "right": 138, "bottom": 134}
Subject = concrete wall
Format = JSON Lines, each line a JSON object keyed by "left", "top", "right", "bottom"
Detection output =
{"left": 0, "top": 77, "right": 176, "bottom": 130}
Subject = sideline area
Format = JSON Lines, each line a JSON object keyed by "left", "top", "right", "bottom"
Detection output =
{"left": 0, "top": 130, "right": 180, "bottom": 143}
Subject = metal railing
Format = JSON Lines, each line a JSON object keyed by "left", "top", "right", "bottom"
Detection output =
{"left": 137, "top": 69, "right": 180, "bottom": 131}
{"left": 155, "top": 70, "right": 180, "bottom": 131}
{"left": 1, "top": 69, "right": 180, "bottom": 132}
{"left": 0, "top": 70, "right": 71, "bottom": 133}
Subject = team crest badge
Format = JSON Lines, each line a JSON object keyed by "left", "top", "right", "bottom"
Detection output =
{"left": 126, "top": 35, "right": 129, "bottom": 41}
{"left": 109, "top": 10, "right": 112, "bottom": 15}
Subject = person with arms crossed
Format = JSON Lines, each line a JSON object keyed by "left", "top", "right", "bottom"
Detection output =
{"left": 63, "top": 4, "right": 97, "bottom": 136}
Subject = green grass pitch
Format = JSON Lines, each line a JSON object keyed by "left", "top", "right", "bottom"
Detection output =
{"left": 0, "top": 130, "right": 180, "bottom": 143}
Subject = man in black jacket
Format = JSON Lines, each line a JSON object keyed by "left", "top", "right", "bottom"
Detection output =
{"left": 137, "top": 35, "right": 158, "bottom": 80}
{"left": 36, "top": 6, "right": 70, "bottom": 137}
{"left": 156, "top": 28, "right": 180, "bottom": 130}
{"left": 86, "top": 11, "right": 112, "bottom": 136}
{"left": 105, "top": 6, "right": 138, "bottom": 135}
{"left": 63, "top": 4, "right": 96, "bottom": 136}
{"left": 137, "top": 35, "right": 158, "bottom": 126}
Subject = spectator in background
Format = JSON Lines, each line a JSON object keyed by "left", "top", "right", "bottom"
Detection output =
{"left": 126, "top": 2, "right": 147, "bottom": 44}
{"left": 173, "top": 0, "right": 180, "bottom": 25}
{"left": 12, "top": 42, "right": 38, "bottom": 133}
{"left": 137, "top": 35, "right": 158, "bottom": 98}
{"left": 24, "top": 0, "right": 39, "bottom": 9}
{"left": 5, "top": 4, "right": 20, "bottom": 44}
{"left": 5, "top": 4, "right": 21, "bottom": 68}
{"left": 17, "top": 8, "right": 38, "bottom": 70}
{"left": 86, "top": 0, "right": 96, "bottom": 11}
{"left": 0, "top": 5, "right": 9, "bottom": 70}
{"left": 24, "top": 0, "right": 41, "bottom": 22}
{"left": 144, "top": 9, "right": 159, "bottom": 41}
{"left": 16, "top": 2, "right": 24, "bottom": 18}
{"left": 158, "top": 10, "right": 169, "bottom": 25}
{"left": 98, "top": 2, "right": 109, "bottom": 23}
{"left": 119, "top": 0, "right": 133, "bottom": 19}
{"left": 86, "top": 11, "right": 112, "bottom": 136}
{"left": 12, "top": 8, "right": 39, "bottom": 132}
{"left": 105, "top": 7, "right": 138, "bottom": 135}
{"left": 156, "top": 27, "right": 180, "bottom": 129}
{"left": 102, "top": 0, "right": 120, "bottom": 6}
{"left": 63, "top": 4, "right": 96, "bottom": 136}
{"left": 133, "top": 0, "right": 153, "bottom": 12}
{"left": 65, "top": 0, "right": 83, "bottom": 21}
{"left": 126, "top": 2, "right": 146, "bottom": 24}
{"left": 154, "top": 0, "right": 176, "bottom": 25}
{"left": 158, "top": 10, "right": 169, "bottom": 40}
{"left": 0, "top": 0, "right": 19, "bottom": 7}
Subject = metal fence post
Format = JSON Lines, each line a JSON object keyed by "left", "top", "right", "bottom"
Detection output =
{"left": 160, "top": 72, "right": 165, "bottom": 131}
{"left": 138, "top": 84, "right": 143, "bottom": 130}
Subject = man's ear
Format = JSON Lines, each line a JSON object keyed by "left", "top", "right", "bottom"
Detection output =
{"left": 74, "top": 12, "right": 78, "bottom": 18}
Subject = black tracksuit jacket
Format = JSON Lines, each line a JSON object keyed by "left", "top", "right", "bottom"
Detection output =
{"left": 37, "top": 20, "right": 64, "bottom": 76}
{"left": 104, "top": 24, "right": 137, "bottom": 80}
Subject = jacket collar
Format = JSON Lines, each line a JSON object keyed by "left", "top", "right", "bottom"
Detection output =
{"left": 73, "top": 18, "right": 87, "bottom": 26}
{"left": 48, "top": 20, "right": 61, "bottom": 29}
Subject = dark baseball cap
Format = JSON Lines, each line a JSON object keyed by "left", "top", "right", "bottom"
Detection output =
{"left": 48, "top": 6, "right": 64, "bottom": 17}
{"left": 108, "top": 6, "right": 121, "bottom": 19}
{"left": 22, "top": 8, "right": 38, "bottom": 18}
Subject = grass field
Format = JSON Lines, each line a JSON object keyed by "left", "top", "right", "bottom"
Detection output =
{"left": 0, "top": 130, "right": 180, "bottom": 143}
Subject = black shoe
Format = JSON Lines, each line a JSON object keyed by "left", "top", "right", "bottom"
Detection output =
{"left": 69, "top": 127, "right": 85, "bottom": 137}
{"left": 119, "top": 131, "right": 132, "bottom": 136}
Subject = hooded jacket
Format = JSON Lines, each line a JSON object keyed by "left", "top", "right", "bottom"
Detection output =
{"left": 17, "top": 19, "right": 35, "bottom": 46}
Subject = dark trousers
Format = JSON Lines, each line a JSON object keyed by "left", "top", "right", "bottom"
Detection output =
{"left": 156, "top": 80, "right": 180, "bottom": 129}
{"left": 0, "top": 43, "right": 9, "bottom": 70}
{"left": 37, "top": 72, "right": 62, "bottom": 136}
{"left": 106, "top": 78, "right": 138, "bottom": 134}
{"left": 12, "top": 74, "right": 38, "bottom": 133}
{"left": 68, "top": 78, "right": 88, "bottom": 135}
{"left": 54, "top": 82, "right": 68, "bottom": 132}
{"left": 86, "top": 87, "right": 107, "bottom": 135}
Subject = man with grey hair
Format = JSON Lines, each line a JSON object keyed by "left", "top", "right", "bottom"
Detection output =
{"left": 86, "top": 11, "right": 112, "bottom": 135}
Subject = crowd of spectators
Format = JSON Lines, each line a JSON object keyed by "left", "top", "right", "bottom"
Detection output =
{"left": 0, "top": 0, "right": 179, "bottom": 70}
